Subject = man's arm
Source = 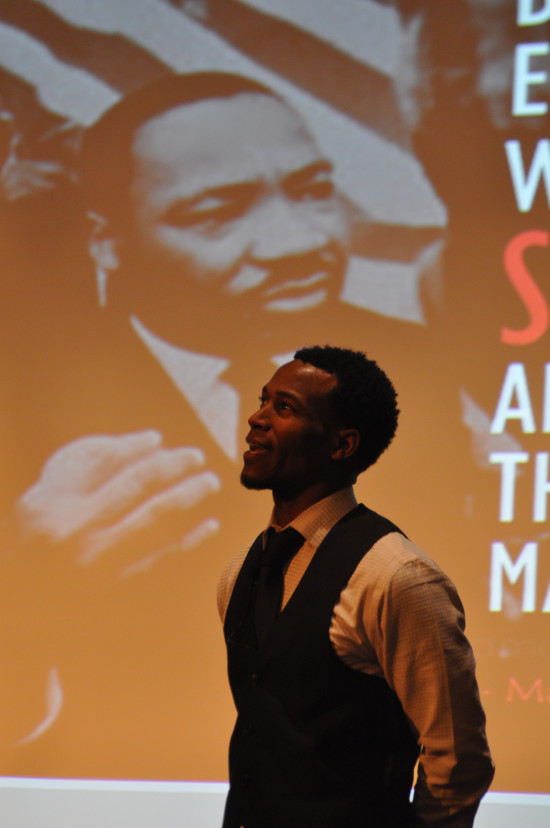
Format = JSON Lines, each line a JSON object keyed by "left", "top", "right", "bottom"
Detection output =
{"left": 330, "top": 532, "right": 494, "bottom": 827}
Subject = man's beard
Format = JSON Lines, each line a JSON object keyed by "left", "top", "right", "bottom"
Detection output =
{"left": 239, "top": 468, "right": 266, "bottom": 490}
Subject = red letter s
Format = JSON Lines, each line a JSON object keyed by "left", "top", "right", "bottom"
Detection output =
{"left": 502, "top": 230, "right": 549, "bottom": 345}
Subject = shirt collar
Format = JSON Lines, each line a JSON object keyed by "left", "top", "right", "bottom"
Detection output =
{"left": 266, "top": 487, "right": 358, "bottom": 550}
{"left": 130, "top": 315, "right": 239, "bottom": 460}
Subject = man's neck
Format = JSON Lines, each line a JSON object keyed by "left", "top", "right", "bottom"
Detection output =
{"left": 272, "top": 480, "right": 354, "bottom": 527}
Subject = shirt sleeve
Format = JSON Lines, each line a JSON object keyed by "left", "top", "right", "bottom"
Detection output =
{"left": 330, "top": 533, "right": 494, "bottom": 828}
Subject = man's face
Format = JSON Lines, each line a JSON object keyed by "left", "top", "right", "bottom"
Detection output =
{"left": 241, "top": 359, "right": 340, "bottom": 502}
{"left": 116, "top": 92, "right": 349, "bottom": 346}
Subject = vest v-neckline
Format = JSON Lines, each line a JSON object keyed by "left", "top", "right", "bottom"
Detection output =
{"left": 261, "top": 505, "right": 368, "bottom": 641}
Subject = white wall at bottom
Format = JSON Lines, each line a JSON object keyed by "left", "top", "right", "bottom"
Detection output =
{"left": 1, "top": 779, "right": 549, "bottom": 828}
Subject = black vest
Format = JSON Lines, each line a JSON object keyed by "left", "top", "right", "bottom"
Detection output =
{"left": 223, "top": 505, "right": 419, "bottom": 828}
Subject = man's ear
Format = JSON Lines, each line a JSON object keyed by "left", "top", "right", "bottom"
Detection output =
{"left": 87, "top": 211, "right": 120, "bottom": 307}
{"left": 331, "top": 429, "right": 360, "bottom": 462}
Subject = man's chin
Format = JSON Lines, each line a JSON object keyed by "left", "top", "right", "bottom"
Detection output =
{"left": 240, "top": 470, "right": 269, "bottom": 491}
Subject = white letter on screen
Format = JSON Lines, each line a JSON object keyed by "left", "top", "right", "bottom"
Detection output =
{"left": 543, "top": 363, "right": 550, "bottom": 432}
{"left": 490, "top": 541, "right": 538, "bottom": 612}
{"left": 491, "top": 363, "right": 536, "bottom": 433}
{"left": 518, "top": 0, "right": 550, "bottom": 25}
{"left": 490, "top": 452, "right": 529, "bottom": 521}
{"left": 505, "top": 139, "right": 550, "bottom": 212}
{"left": 513, "top": 43, "right": 549, "bottom": 117}
{"left": 533, "top": 452, "right": 550, "bottom": 521}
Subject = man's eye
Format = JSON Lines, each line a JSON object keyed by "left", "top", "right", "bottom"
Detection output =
{"left": 162, "top": 195, "right": 251, "bottom": 231}
{"left": 163, "top": 185, "right": 258, "bottom": 233}
{"left": 163, "top": 202, "right": 230, "bottom": 230}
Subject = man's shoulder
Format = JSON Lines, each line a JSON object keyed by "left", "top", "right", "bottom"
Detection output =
{"left": 340, "top": 528, "right": 462, "bottom": 636}
{"left": 356, "top": 523, "right": 449, "bottom": 593}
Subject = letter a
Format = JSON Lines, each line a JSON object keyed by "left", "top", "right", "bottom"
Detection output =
{"left": 491, "top": 363, "right": 536, "bottom": 434}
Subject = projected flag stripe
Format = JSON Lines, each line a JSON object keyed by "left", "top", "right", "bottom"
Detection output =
{"left": 232, "top": 0, "right": 402, "bottom": 77}
{"left": 0, "top": 0, "right": 445, "bottom": 227}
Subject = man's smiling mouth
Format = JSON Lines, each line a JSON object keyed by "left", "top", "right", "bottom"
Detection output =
{"left": 264, "top": 271, "right": 328, "bottom": 297}
{"left": 263, "top": 272, "right": 330, "bottom": 312}
{"left": 244, "top": 436, "right": 272, "bottom": 457}
{"left": 246, "top": 442, "right": 269, "bottom": 452}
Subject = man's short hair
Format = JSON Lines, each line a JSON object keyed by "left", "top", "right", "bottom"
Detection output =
{"left": 81, "top": 71, "right": 284, "bottom": 222}
{"left": 294, "top": 345, "right": 399, "bottom": 473}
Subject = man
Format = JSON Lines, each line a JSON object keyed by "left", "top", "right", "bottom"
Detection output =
{"left": 218, "top": 345, "right": 494, "bottom": 827}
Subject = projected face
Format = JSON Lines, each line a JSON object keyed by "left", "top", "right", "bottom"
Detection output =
{"left": 116, "top": 92, "right": 349, "bottom": 346}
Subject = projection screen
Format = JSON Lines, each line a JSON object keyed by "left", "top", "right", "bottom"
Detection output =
{"left": 1, "top": 1, "right": 549, "bottom": 825}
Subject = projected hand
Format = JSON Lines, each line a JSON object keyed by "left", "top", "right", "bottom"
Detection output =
{"left": 15, "top": 430, "right": 221, "bottom": 575}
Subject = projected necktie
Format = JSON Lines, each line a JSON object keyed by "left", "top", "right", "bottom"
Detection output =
{"left": 255, "top": 527, "right": 304, "bottom": 647}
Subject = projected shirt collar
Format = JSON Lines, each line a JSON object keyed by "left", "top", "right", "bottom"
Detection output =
{"left": 130, "top": 317, "right": 295, "bottom": 463}
{"left": 131, "top": 315, "right": 240, "bottom": 461}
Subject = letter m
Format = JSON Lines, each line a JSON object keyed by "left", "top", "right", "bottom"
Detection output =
{"left": 490, "top": 541, "right": 538, "bottom": 612}
{"left": 507, "top": 677, "right": 543, "bottom": 702}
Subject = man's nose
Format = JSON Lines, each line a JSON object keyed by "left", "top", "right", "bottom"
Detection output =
{"left": 248, "top": 405, "right": 270, "bottom": 429}
{"left": 248, "top": 196, "right": 331, "bottom": 262}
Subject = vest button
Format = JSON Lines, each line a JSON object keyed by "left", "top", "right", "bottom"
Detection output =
{"left": 250, "top": 672, "right": 259, "bottom": 685}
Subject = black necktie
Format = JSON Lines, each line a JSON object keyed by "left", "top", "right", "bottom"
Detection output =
{"left": 255, "top": 527, "right": 304, "bottom": 647}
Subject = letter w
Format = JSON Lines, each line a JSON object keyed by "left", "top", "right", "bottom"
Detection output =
{"left": 505, "top": 139, "right": 550, "bottom": 212}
